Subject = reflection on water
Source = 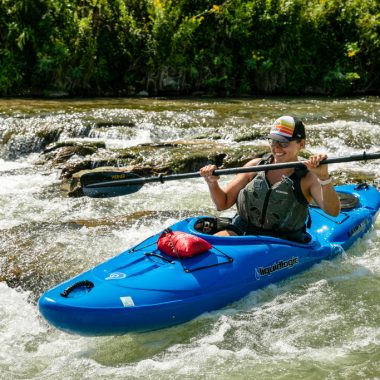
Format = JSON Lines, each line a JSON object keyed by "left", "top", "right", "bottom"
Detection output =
{"left": 0, "top": 97, "right": 379, "bottom": 379}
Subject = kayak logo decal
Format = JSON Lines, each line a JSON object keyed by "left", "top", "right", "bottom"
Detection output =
{"left": 255, "top": 257, "right": 299, "bottom": 280}
{"left": 348, "top": 219, "right": 369, "bottom": 238}
{"left": 105, "top": 272, "right": 127, "bottom": 280}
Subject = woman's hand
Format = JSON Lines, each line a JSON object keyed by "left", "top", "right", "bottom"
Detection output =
{"left": 304, "top": 154, "right": 330, "bottom": 180}
{"left": 200, "top": 164, "right": 220, "bottom": 184}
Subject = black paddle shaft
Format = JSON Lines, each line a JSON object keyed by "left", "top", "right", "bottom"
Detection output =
{"left": 85, "top": 152, "right": 380, "bottom": 189}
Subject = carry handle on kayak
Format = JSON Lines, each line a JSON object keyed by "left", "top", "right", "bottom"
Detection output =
{"left": 81, "top": 151, "right": 380, "bottom": 198}
{"left": 60, "top": 280, "right": 94, "bottom": 298}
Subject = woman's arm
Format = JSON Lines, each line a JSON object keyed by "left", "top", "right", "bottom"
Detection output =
{"left": 200, "top": 158, "right": 261, "bottom": 211}
{"left": 303, "top": 154, "right": 341, "bottom": 216}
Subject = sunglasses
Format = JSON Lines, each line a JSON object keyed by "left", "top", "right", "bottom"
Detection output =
{"left": 268, "top": 139, "right": 300, "bottom": 148}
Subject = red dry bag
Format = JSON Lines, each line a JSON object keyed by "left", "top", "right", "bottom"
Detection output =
{"left": 157, "top": 228, "right": 212, "bottom": 258}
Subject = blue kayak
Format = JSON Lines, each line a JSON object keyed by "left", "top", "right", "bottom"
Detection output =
{"left": 39, "top": 184, "right": 380, "bottom": 336}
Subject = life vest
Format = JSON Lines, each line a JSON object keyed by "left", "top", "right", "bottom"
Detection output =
{"left": 236, "top": 155, "right": 309, "bottom": 235}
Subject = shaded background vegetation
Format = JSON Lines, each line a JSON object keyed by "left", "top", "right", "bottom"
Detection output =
{"left": 0, "top": 0, "right": 379, "bottom": 97}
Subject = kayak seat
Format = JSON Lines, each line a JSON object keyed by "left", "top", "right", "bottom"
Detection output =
{"left": 194, "top": 217, "right": 242, "bottom": 235}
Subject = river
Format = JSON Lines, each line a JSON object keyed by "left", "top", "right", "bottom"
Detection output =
{"left": 0, "top": 97, "right": 379, "bottom": 379}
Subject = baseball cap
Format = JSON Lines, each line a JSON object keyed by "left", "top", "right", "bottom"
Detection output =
{"left": 267, "top": 115, "right": 306, "bottom": 142}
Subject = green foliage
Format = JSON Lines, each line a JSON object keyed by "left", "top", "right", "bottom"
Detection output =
{"left": 0, "top": 0, "right": 378, "bottom": 96}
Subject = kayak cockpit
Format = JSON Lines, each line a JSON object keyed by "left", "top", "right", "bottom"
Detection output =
{"left": 187, "top": 189, "right": 364, "bottom": 246}
{"left": 187, "top": 216, "right": 315, "bottom": 246}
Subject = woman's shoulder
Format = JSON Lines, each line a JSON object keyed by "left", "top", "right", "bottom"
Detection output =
{"left": 238, "top": 157, "right": 263, "bottom": 182}
{"left": 243, "top": 157, "right": 264, "bottom": 168}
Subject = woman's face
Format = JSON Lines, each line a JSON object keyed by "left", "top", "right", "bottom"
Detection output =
{"left": 268, "top": 139, "right": 305, "bottom": 162}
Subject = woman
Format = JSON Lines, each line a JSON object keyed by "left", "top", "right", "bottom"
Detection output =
{"left": 200, "top": 116, "right": 341, "bottom": 241}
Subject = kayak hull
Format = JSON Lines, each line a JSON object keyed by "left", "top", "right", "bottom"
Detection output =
{"left": 39, "top": 184, "right": 380, "bottom": 335}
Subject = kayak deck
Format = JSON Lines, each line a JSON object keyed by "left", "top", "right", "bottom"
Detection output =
{"left": 38, "top": 184, "right": 380, "bottom": 335}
